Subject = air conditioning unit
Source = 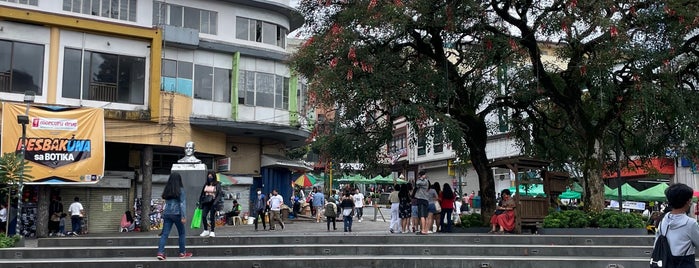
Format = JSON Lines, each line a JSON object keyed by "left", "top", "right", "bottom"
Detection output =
{"left": 493, "top": 168, "right": 510, "bottom": 181}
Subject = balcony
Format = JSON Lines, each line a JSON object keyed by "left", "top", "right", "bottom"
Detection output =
{"left": 89, "top": 82, "right": 118, "bottom": 102}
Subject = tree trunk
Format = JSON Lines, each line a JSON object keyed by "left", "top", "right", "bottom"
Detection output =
{"left": 582, "top": 139, "right": 606, "bottom": 212}
{"left": 36, "top": 186, "right": 50, "bottom": 238}
{"left": 141, "top": 146, "right": 153, "bottom": 232}
{"left": 466, "top": 119, "right": 496, "bottom": 221}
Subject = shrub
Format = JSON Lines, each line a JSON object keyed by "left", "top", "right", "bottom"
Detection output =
{"left": 459, "top": 213, "right": 486, "bottom": 228}
{"left": 592, "top": 210, "right": 645, "bottom": 229}
{"left": 0, "top": 235, "right": 21, "bottom": 248}
{"left": 543, "top": 209, "right": 644, "bottom": 229}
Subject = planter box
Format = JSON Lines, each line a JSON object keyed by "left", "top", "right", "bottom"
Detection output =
{"left": 538, "top": 228, "right": 648, "bottom": 235}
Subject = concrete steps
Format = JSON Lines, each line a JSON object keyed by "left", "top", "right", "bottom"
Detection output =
{"left": 0, "top": 234, "right": 662, "bottom": 268}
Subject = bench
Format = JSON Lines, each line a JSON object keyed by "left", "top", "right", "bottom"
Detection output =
{"left": 515, "top": 197, "right": 548, "bottom": 233}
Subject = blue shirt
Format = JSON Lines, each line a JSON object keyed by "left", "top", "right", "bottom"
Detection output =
{"left": 163, "top": 189, "right": 186, "bottom": 217}
{"left": 312, "top": 192, "right": 325, "bottom": 207}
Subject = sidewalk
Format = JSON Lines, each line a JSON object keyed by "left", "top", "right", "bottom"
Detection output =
{"left": 21, "top": 206, "right": 398, "bottom": 247}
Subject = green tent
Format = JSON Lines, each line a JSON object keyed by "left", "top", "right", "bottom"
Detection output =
{"left": 369, "top": 175, "right": 407, "bottom": 184}
{"left": 628, "top": 183, "right": 669, "bottom": 202}
{"left": 336, "top": 174, "right": 371, "bottom": 184}
{"left": 559, "top": 190, "right": 581, "bottom": 199}
{"left": 570, "top": 182, "right": 583, "bottom": 193}
{"left": 604, "top": 183, "right": 640, "bottom": 200}
{"left": 509, "top": 184, "right": 546, "bottom": 197}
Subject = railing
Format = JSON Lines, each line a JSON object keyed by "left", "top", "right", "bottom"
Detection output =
{"left": 0, "top": 72, "right": 10, "bottom": 92}
{"left": 89, "top": 82, "right": 118, "bottom": 102}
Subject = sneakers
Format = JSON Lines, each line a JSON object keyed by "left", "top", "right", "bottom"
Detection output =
{"left": 358, "top": 219, "right": 362, "bottom": 223}
{"left": 208, "top": 232, "right": 215, "bottom": 237}
{"left": 199, "top": 230, "right": 210, "bottom": 237}
{"left": 178, "top": 252, "right": 193, "bottom": 258}
{"left": 156, "top": 253, "right": 166, "bottom": 260}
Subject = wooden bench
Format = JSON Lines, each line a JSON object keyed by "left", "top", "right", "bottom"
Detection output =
{"left": 515, "top": 197, "right": 548, "bottom": 233}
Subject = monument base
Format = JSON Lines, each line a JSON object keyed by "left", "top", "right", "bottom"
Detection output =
{"left": 171, "top": 163, "right": 206, "bottom": 236}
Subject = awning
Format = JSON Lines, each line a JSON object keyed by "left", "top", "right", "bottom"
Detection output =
{"left": 603, "top": 158, "right": 675, "bottom": 179}
{"left": 261, "top": 154, "right": 312, "bottom": 171}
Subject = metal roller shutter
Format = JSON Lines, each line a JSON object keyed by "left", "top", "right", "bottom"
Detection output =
{"left": 88, "top": 188, "right": 129, "bottom": 233}
{"left": 60, "top": 188, "right": 89, "bottom": 234}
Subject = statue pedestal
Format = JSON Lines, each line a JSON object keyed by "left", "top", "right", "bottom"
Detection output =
{"left": 171, "top": 163, "right": 206, "bottom": 236}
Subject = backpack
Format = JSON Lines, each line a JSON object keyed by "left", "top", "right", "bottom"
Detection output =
{"left": 324, "top": 203, "right": 337, "bottom": 218}
{"left": 650, "top": 219, "right": 671, "bottom": 268}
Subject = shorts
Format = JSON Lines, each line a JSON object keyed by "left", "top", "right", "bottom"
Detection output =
{"left": 428, "top": 203, "right": 437, "bottom": 214}
{"left": 411, "top": 205, "right": 418, "bottom": 218}
{"left": 416, "top": 199, "right": 429, "bottom": 218}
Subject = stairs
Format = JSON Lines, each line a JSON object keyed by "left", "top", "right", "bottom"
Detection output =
{"left": 0, "top": 233, "right": 662, "bottom": 268}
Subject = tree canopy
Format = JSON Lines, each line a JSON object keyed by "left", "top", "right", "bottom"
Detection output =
{"left": 292, "top": 0, "right": 699, "bottom": 212}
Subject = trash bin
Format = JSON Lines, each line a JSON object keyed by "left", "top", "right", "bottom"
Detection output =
{"left": 473, "top": 196, "right": 481, "bottom": 209}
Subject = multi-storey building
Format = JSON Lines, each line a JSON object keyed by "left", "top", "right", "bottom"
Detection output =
{"left": 0, "top": 0, "right": 308, "bottom": 234}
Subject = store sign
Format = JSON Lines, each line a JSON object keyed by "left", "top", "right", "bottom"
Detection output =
{"left": 216, "top": 157, "right": 231, "bottom": 172}
{"left": 1, "top": 103, "right": 105, "bottom": 182}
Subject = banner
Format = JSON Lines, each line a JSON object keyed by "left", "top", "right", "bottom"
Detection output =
{"left": 1, "top": 103, "right": 105, "bottom": 182}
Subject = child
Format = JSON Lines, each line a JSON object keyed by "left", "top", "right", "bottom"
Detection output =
{"left": 58, "top": 213, "right": 67, "bottom": 237}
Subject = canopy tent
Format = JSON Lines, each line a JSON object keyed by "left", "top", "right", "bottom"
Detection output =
{"left": 559, "top": 190, "right": 581, "bottom": 199}
{"left": 570, "top": 182, "right": 583, "bottom": 193}
{"left": 628, "top": 183, "right": 669, "bottom": 202}
{"left": 336, "top": 174, "right": 371, "bottom": 184}
{"left": 509, "top": 184, "right": 546, "bottom": 197}
{"left": 604, "top": 183, "right": 640, "bottom": 200}
{"left": 369, "top": 175, "right": 408, "bottom": 184}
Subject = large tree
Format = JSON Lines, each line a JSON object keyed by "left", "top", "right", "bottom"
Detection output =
{"left": 292, "top": 0, "right": 699, "bottom": 214}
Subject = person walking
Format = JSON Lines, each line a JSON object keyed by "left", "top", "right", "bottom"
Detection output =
{"left": 267, "top": 189, "right": 285, "bottom": 230}
{"left": 653, "top": 183, "right": 699, "bottom": 267}
{"left": 199, "top": 171, "right": 222, "bottom": 237}
{"left": 48, "top": 196, "right": 63, "bottom": 236}
{"left": 312, "top": 187, "right": 325, "bottom": 223}
{"left": 414, "top": 170, "right": 431, "bottom": 235}
{"left": 156, "top": 172, "right": 192, "bottom": 260}
{"left": 352, "top": 188, "right": 365, "bottom": 222}
{"left": 399, "top": 184, "right": 412, "bottom": 234}
{"left": 440, "top": 183, "right": 456, "bottom": 233}
{"left": 340, "top": 191, "right": 355, "bottom": 232}
{"left": 253, "top": 188, "right": 267, "bottom": 231}
{"left": 68, "top": 197, "right": 84, "bottom": 236}
{"left": 388, "top": 185, "right": 401, "bottom": 233}
{"left": 324, "top": 197, "right": 338, "bottom": 231}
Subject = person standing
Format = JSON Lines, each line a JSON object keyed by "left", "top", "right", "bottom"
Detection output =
{"left": 312, "top": 187, "right": 325, "bottom": 223}
{"left": 388, "top": 185, "right": 401, "bottom": 233}
{"left": 414, "top": 170, "right": 430, "bottom": 235}
{"left": 0, "top": 203, "right": 7, "bottom": 234}
{"left": 267, "top": 189, "right": 285, "bottom": 230}
{"left": 340, "top": 192, "right": 355, "bottom": 232}
{"left": 353, "top": 188, "right": 365, "bottom": 222}
{"left": 156, "top": 172, "right": 192, "bottom": 260}
{"left": 253, "top": 189, "right": 267, "bottom": 231}
{"left": 324, "top": 197, "right": 338, "bottom": 231}
{"left": 199, "top": 171, "right": 222, "bottom": 237}
{"left": 653, "top": 183, "right": 699, "bottom": 267}
{"left": 68, "top": 197, "right": 84, "bottom": 236}
{"left": 440, "top": 183, "right": 456, "bottom": 233}
{"left": 399, "top": 184, "right": 412, "bottom": 234}
{"left": 48, "top": 196, "right": 63, "bottom": 236}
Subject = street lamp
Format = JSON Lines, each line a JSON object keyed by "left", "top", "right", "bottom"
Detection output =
{"left": 15, "top": 91, "right": 34, "bottom": 236}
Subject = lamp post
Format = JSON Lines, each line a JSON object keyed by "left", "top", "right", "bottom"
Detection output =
{"left": 15, "top": 91, "right": 34, "bottom": 236}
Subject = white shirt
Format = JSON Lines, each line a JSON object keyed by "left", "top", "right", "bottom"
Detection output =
{"left": 0, "top": 207, "right": 6, "bottom": 222}
{"left": 353, "top": 193, "right": 364, "bottom": 208}
{"left": 68, "top": 201, "right": 84, "bottom": 216}
{"left": 269, "top": 194, "right": 284, "bottom": 211}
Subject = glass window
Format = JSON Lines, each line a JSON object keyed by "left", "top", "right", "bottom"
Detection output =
{"left": 169, "top": 5, "right": 183, "bottom": 27}
{"left": 2, "top": 41, "right": 44, "bottom": 95}
{"left": 237, "top": 70, "right": 246, "bottom": 104}
{"left": 101, "top": 0, "right": 110, "bottom": 17}
{"left": 283, "top": 77, "right": 289, "bottom": 110}
{"left": 245, "top": 70, "right": 255, "bottom": 105}
{"left": 213, "top": 67, "right": 230, "bottom": 102}
{"left": 200, "top": 11, "right": 209, "bottom": 34}
{"left": 62, "top": 48, "right": 82, "bottom": 99}
{"left": 255, "top": 21, "right": 262, "bottom": 42}
{"left": 236, "top": 17, "right": 249, "bottom": 40}
{"left": 262, "top": 22, "right": 276, "bottom": 45}
{"left": 417, "top": 135, "right": 426, "bottom": 156}
{"left": 119, "top": 0, "right": 128, "bottom": 20}
{"left": 183, "top": 7, "right": 200, "bottom": 30}
{"left": 110, "top": 0, "right": 119, "bottom": 19}
{"left": 277, "top": 27, "right": 287, "bottom": 48}
{"left": 117, "top": 55, "right": 145, "bottom": 104}
{"left": 91, "top": 0, "right": 100, "bottom": 16}
{"left": 177, "top": 61, "right": 192, "bottom": 79}
{"left": 433, "top": 125, "right": 444, "bottom": 153}
{"left": 162, "top": 59, "right": 177, "bottom": 77}
{"left": 209, "top": 12, "right": 217, "bottom": 35}
{"left": 193, "top": 64, "right": 212, "bottom": 100}
{"left": 128, "top": 0, "right": 137, "bottom": 21}
{"left": 275, "top": 75, "right": 283, "bottom": 109}
{"left": 81, "top": 0, "right": 91, "bottom": 15}
{"left": 256, "top": 73, "right": 274, "bottom": 107}
{"left": 0, "top": 40, "right": 11, "bottom": 92}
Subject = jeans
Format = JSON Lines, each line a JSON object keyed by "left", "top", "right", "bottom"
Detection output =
{"left": 158, "top": 214, "right": 186, "bottom": 255}
{"left": 71, "top": 215, "right": 81, "bottom": 233}
{"left": 326, "top": 216, "right": 336, "bottom": 230}
{"left": 343, "top": 216, "right": 353, "bottom": 232}
{"left": 201, "top": 203, "right": 216, "bottom": 232}
{"left": 355, "top": 207, "right": 363, "bottom": 220}
{"left": 253, "top": 209, "right": 266, "bottom": 230}
{"left": 441, "top": 208, "right": 454, "bottom": 232}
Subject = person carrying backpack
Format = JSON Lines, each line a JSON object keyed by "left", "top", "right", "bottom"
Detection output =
{"left": 324, "top": 197, "right": 338, "bottom": 231}
{"left": 651, "top": 183, "right": 699, "bottom": 268}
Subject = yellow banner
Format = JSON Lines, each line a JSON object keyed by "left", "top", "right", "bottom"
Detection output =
{"left": 1, "top": 103, "right": 105, "bottom": 182}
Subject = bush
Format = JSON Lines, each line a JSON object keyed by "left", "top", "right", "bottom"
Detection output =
{"left": 543, "top": 209, "right": 644, "bottom": 229}
{"left": 459, "top": 213, "right": 486, "bottom": 228}
{"left": 0, "top": 235, "right": 21, "bottom": 248}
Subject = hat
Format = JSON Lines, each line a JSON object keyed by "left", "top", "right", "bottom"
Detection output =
{"left": 418, "top": 170, "right": 426, "bottom": 176}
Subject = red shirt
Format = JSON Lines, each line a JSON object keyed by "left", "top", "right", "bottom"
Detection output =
{"left": 439, "top": 192, "right": 456, "bottom": 209}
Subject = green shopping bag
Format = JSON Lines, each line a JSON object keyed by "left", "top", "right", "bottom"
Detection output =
{"left": 191, "top": 207, "right": 202, "bottom": 229}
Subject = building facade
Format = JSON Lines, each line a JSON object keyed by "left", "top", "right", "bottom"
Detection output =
{"left": 0, "top": 0, "right": 308, "bottom": 235}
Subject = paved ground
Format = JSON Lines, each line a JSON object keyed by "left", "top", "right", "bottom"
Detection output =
{"left": 22, "top": 206, "right": 428, "bottom": 247}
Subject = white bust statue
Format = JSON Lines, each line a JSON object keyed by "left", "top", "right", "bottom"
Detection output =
{"left": 177, "top": 141, "right": 201, "bottom": 163}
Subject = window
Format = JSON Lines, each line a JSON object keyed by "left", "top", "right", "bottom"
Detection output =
{"left": 0, "top": 40, "right": 44, "bottom": 95}
{"left": 433, "top": 125, "right": 444, "bottom": 153}
{"left": 235, "top": 17, "right": 288, "bottom": 48}
{"left": 63, "top": 0, "right": 137, "bottom": 22}
{"left": 193, "top": 64, "right": 212, "bottom": 100}
{"left": 62, "top": 48, "right": 145, "bottom": 104}
{"left": 1, "top": 0, "right": 38, "bottom": 5}
{"left": 297, "top": 82, "right": 308, "bottom": 115}
{"left": 152, "top": 1, "right": 218, "bottom": 35}
{"left": 417, "top": 135, "right": 426, "bottom": 156}
{"left": 237, "top": 70, "right": 290, "bottom": 109}
{"left": 213, "top": 67, "right": 230, "bottom": 102}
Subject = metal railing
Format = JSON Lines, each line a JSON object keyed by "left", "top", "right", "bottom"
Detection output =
{"left": 88, "top": 81, "right": 118, "bottom": 102}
